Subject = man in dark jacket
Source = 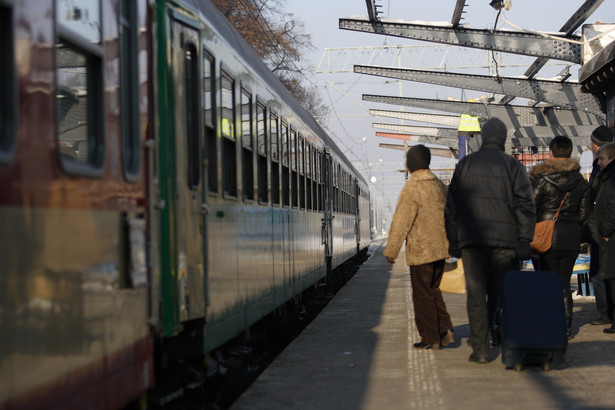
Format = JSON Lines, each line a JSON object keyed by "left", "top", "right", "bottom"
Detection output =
{"left": 594, "top": 142, "right": 615, "bottom": 334}
{"left": 584, "top": 125, "right": 613, "bottom": 325}
{"left": 445, "top": 117, "right": 535, "bottom": 363}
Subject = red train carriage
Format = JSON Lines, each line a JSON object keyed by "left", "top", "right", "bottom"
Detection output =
{"left": 0, "top": 1, "right": 153, "bottom": 409}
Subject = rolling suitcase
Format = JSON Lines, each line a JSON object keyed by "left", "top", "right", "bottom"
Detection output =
{"left": 498, "top": 270, "right": 568, "bottom": 371}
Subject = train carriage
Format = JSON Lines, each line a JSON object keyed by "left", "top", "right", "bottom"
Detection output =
{"left": 0, "top": 0, "right": 153, "bottom": 409}
{"left": 0, "top": 0, "right": 371, "bottom": 408}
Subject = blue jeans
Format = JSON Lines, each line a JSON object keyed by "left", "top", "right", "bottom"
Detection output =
{"left": 461, "top": 246, "right": 517, "bottom": 356}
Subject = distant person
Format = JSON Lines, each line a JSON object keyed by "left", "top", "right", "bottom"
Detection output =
{"left": 529, "top": 136, "right": 589, "bottom": 339}
{"left": 384, "top": 144, "right": 454, "bottom": 350}
{"left": 582, "top": 125, "right": 613, "bottom": 326}
{"left": 444, "top": 118, "right": 535, "bottom": 363}
{"left": 593, "top": 142, "right": 615, "bottom": 334}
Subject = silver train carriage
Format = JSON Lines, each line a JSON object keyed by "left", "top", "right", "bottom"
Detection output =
{"left": 0, "top": 0, "right": 371, "bottom": 408}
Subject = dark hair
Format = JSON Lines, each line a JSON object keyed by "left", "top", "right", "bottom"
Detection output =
{"left": 549, "top": 136, "right": 572, "bottom": 158}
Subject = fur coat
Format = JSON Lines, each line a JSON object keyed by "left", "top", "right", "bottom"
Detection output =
{"left": 529, "top": 158, "right": 589, "bottom": 252}
{"left": 384, "top": 169, "right": 450, "bottom": 266}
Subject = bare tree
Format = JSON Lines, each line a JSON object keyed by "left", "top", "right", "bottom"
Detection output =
{"left": 212, "top": 0, "right": 329, "bottom": 121}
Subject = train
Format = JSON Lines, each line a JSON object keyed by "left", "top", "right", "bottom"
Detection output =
{"left": 0, "top": 0, "right": 371, "bottom": 408}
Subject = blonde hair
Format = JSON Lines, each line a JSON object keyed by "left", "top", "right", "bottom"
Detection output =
{"left": 598, "top": 142, "right": 615, "bottom": 160}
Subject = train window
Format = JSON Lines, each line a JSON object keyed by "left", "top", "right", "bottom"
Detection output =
{"left": 203, "top": 50, "right": 217, "bottom": 194}
{"left": 256, "top": 102, "right": 267, "bottom": 204}
{"left": 221, "top": 70, "right": 237, "bottom": 198}
{"left": 241, "top": 88, "right": 253, "bottom": 202}
{"left": 281, "top": 121, "right": 289, "bottom": 207}
{"left": 119, "top": 0, "right": 140, "bottom": 181}
{"left": 305, "top": 143, "right": 312, "bottom": 211}
{"left": 0, "top": 3, "right": 16, "bottom": 163}
{"left": 298, "top": 136, "right": 305, "bottom": 209}
{"left": 56, "top": 1, "right": 105, "bottom": 177}
{"left": 290, "top": 129, "right": 297, "bottom": 208}
{"left": 185, "top": 43, "right": 200, "bottom": 190}
{"left": 270, "top": 112, "right": 280, "bottom": 205}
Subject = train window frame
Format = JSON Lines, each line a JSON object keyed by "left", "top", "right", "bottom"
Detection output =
{"left": 55, "top": 2, "right": 105, "bottom": 178}
{"left": 240, "top": 86, "right": 254, "bottom": 202}
{"left": 185, "top": 41, "right": 200, "bottom": 190}
{"left": 256, "top": 101, "right": 267, "bottom": 204}
{"left": 119, "top": 0, "right": 140, "bottom": 182}
{"left": 281, "top": 120, "right": 289, "bottom": 207}
{"left": 305, "top": 142, "right": 312, "bottom": 211}
{"left": 0, "top": 2, "right": 17, "bottom": 164}
{"left": 221, "top": 68, "right": 237, "bottom": 199}
{"left": 203, "top": 49, "right": 217, "bottom": 195}
{"left": 270, "top": 111, "right": 280, "bottom": 206}
{"left": 298, "top": 135, "right": 305, "bottom": 209}
{"left": 290, "top": 128, "right": 297, "bottom": 208}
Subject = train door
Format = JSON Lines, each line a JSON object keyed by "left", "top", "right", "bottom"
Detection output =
{"left": 171, "top": 20, "right": 207, "bottom": 322}
{"left": 322, "top": 150, "right": 334, "bottom": 273}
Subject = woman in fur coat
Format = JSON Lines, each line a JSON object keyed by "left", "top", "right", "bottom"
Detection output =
{"left": 384, "top": 145, "right": 454, "bottom": 350}
{"left": 529, "top": 136, "right": 589, "bottom": 338}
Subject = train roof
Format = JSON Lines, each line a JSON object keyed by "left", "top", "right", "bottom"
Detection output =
{"left": 180, "top": 0, "right": 367, "bottom": 186}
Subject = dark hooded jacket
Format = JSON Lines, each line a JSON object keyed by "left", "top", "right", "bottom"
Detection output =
{"left": 529, "top": 158, "right": 589, "bottom": 252}
{"left": 445, "top": 119, "right": 535, "bottom": 253}
{"left": 594, "top": 159, "right": 615, "bottom": 279}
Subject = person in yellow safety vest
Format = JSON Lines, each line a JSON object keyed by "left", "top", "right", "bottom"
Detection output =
{"left": 458, "top": 100, "right": 481, "bottom": 159}
{"left": 222, "top": 117, "right": 233, "bottom": 138}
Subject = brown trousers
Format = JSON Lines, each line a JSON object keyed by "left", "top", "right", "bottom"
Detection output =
{"left": 410, "top": 260, "right": 453, "bottom": 344}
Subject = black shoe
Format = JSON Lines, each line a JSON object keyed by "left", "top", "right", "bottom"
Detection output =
{"left": 590, "top": 316, "right": 613, "bottom": 325}
{"left": 604, "top": 326, "right": 615, "bottom": 334}
{"left": 468, "top": 353, "right": 489, "bottom": 364}
{"left": 567, "top": 328, "right": 573, "bottom": 339}
{"left": 413, "top": 341, "right": 440, "bottom": 350}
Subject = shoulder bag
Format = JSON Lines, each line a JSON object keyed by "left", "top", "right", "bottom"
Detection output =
{"left": 530, "top": 192, "right": 569, "bottom": 254}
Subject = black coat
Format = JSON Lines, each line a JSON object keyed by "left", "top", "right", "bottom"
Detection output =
{"left": 594, "top": 160, "right": 615, "bottom": 279}
{"left": 529, "top": 158, "right": 589, "bottom": 252}
{"left": 445, "top": 144, "right": 535, "bottom": 252}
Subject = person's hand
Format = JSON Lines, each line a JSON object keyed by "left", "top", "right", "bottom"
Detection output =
{"left": 448, "top": 245, "right": 461, "bottom": 259}
{"left": 515, "top": 241, "right": 532, "bottom": 260}
{"left": 386, "top": 256, "right": 395, "bottom": 264}
{"left": 605, "top": 237, "right": 610, "bottom": 243}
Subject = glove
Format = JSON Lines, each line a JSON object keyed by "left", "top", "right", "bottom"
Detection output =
{"left": 448, "top": 244, "right": 461, "bottom": 259}
{"left": 515, "top": 241, "right": 532, "bottom": 260}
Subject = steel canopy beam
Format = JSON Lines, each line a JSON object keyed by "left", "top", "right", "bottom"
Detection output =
{"left": 370, "top": 109, "right": 460, "bottom": 127}
{"left": 355, "top": 65, "right": 605, "bottom": 117}
{"left": 373, "top": 123, "right": 458, "bottom": 139}
{"left": 523, "top": 0, "right": 603, "bottom": 77}
{"left": 339, "top": 18, "right": 581, "bottom": 63}
{"left": 363, "top": 94, "right": 605, "bottom": 128}
{"left": 379, "top": 142, "right": 456, "bottom": 158}
{"left": 451, "top": 0, "right": 466, "bottom": 28}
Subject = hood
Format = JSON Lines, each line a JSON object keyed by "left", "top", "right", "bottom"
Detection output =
{"left": 530, "top": 158, "right": 582, "bottom": 192}
{"left": 480, "top": 118, "right": 507, "bottom": 151}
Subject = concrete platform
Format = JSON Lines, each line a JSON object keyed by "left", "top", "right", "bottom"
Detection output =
{"left": 232, "top": 242, "right": 615, "bottom": 410}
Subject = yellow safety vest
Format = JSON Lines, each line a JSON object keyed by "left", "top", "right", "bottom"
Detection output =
{"left": 222, "top": 117, "right": 233, "bottom": 138}
{"left": 458, "top": 114, "right": 481, "bottom": 133}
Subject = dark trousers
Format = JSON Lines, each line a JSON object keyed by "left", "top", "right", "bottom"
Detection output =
{"left": 538, "top": 250, "right": 578, "bottom": 329}
{"left": 409, "top": 259, "right": 453, "bottom": 345}
{"left": 606, "top": 278, "right": 615, "bottom": 322}
{"left": 461, "top": 247, "right": 517, "bottom": 357}
{"left": 590, "top": 244, "right": 609, "bottom": 318}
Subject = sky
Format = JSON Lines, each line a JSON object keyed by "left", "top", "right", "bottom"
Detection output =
{"left": 285, "top": 0, "right": 615, "bottom": 231}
